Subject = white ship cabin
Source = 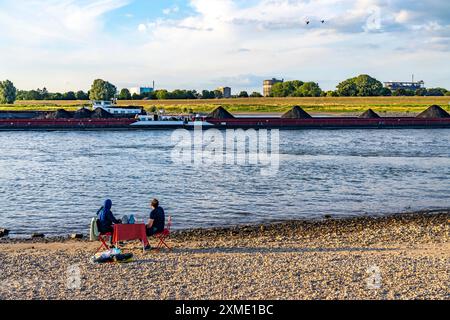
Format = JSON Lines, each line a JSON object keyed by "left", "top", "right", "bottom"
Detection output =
{"left": 137, "top": 114, "right": 190, "bottom": 122}
{"left": 92, "top": 101, "right": 143, "bottom": 116}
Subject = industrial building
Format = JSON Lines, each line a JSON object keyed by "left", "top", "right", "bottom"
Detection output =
{"left": 129, "top": 82, "right": 155, "bottom": 96}
{"left": 217, "top": 87, "right": 232, "bottom": 98}
{"left": 384, "top": 76, "right": 425, "bottom": 91}
{"left": 263, "top": 78, "right": 284, "bottom": 97}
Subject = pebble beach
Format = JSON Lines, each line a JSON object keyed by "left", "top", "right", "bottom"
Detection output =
{"left": 0, "top": 212, "right": 448, "bottom": 300}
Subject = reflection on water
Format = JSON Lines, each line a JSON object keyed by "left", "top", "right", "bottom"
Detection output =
{"left": 0, "top": 129, "right": 449, "bottom": 237}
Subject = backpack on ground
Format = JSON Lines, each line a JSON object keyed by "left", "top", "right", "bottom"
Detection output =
{"left": 89, "top": 217, "right": 100, "bottom": 241}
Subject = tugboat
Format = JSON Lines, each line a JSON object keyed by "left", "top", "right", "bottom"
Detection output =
{"left": 92, "top": 100, "right": 143, "bottom": 118}
{"left": 130, "top": 112, "right": 213, "bottom": 129}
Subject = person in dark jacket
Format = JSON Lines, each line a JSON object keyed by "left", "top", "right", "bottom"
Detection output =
{"left": 97, "top": 199, "right": 121, "bottom": 234}
{"left": 146, "top": 199, "right": 165, "bottom": 236}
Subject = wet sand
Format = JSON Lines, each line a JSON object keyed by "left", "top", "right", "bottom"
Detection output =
{"left": 0, "top": 212, "right": 448, "bottom": 300}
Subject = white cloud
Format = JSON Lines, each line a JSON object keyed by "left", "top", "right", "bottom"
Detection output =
{"left": 0, "top": 0, "right": 130, "bottom": 43}
{"left": 138, "top": 23, "right": 148, "bottom": 32}
{"left": 163, "top": 5, "right": 180, "bottom": 15}
{"left": 0, "top": 0, "right": 449, "bottom": 92}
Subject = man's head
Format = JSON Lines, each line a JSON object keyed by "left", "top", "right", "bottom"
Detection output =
{"left": 151, "top": 199, "right": 159, "bottom": 209}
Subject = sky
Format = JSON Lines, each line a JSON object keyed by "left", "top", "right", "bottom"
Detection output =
{"left": 0, "top": 0, "right": 449, "bottom": 94}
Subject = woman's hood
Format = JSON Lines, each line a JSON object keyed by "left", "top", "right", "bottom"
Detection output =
{"left": 104, "top": 199, "right": 112, "bottom": 212}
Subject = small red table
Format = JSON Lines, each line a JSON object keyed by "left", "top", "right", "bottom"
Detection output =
{"left": 112, "top": 224, "right": 149, "bottom": 250}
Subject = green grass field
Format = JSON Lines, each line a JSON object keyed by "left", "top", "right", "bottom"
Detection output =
{"left": 1, "top": 96, "right": 449, "bottom": 114}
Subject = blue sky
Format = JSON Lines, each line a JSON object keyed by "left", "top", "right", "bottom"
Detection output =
{"left": 0, "top": 0, "right": 449, "bottom": 93}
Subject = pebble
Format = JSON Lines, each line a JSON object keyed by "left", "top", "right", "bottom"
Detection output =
{"left": 0, "top": 228, "right": 10, "bottom": 238}
{"left": 0, "top": 212, "right": 447, "bottom": 300}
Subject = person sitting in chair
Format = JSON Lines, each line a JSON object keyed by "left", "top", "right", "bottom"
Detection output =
{"left": 146, "top": 199, "right": 165, "bottom": 236}
{"left": 97, "top": 199, "right": 121, "bottom": 234}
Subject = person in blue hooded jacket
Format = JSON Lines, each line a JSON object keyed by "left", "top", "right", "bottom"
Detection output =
{"left": 97, "top": 199, "right": 121, "bottom": 234}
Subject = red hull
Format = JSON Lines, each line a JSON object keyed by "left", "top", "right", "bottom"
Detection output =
{"left": 206, "top": 117, "right": 450, "bottom": 129}
{"left": 0, "top": 118, "right": 137, "bottom": 129}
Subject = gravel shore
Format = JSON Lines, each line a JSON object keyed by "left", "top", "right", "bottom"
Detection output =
{"left": 0, "top": 212, "right": 448, "bottom": 300}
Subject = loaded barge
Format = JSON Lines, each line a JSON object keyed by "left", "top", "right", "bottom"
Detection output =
{"left": 0, "top": 104, "right": 449, "bottom": 130}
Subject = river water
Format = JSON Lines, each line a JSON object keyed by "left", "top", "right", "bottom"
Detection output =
{"left": 0, "top": 129, "right": 449, "bottom": 237}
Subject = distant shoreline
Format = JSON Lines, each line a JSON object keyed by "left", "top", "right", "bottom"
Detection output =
{"left": 1, "top": 209, "right": 448, "bottom": 244}
{"left": 1, "top": 96, "right": 449, "bottom": 115}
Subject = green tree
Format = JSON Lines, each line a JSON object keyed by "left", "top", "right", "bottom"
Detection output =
{"left": 271, "top": 80, "right": 305, "bottom": 97}
{"left": 38, "top": 87, "right": 49, "bottom": 100}
{"left": 380, "top": 88, "right": 392, "bottom": 96}
{"left": 326, "top": 90, "right": 338, "bottom": 97}
{"left": 132, "top": 93, "right": 142, "bottom": 100}
{"left": 392, "top": 89, "right": 414, "bottom": 96}
{"left": 118, "top": 88, "right": 132, "bottom": 100}
{"left": 337, "top": 75, "right": 383, "bottom": 96}
{"left": 415, "top": 88, "right": 427, "bottom": 96}
{"left": 50, "top": 92, "right": 64, "bottom": 100}
{"left": 76, "top": 90, "right": 89, "bottom": 100}
{"left": 238, "top": 91, "right": 249, "bottom": 98}
{"left": 89, "top": 79, "right": 117, "bottom": 101}
{"left": 63, "top": 91, "right": 76, "bottom": 100}
{"left": 214, "top": 90, "right": 223, "bottom": 99}
{"left": 186, "top": 90, "right": 198, "bottom": 99}
{"left": 426, "top": 88, "right": 447, "bottom": 96}
{"left": 336, "top": 79, "right": 357, "bottom": 96}
{"left": 0, "top": 80, "right": 17, "bottom": 104}
{"left": 295, "top": 82, "right": 322, "bottom": 97}
{"left": 270, "top": 82, "right": 287, "bottom": 97}
{"left": 155, "top": 90, "right": 170, "bottom": 100}
{"left": 250, "top": 92, "right": 263, "bottom": 97}
{"left": 354, "top": 75, "right": 383, "bottom": 96}
{"left": 201, "top": 90, "right": 215, "bottom": 99}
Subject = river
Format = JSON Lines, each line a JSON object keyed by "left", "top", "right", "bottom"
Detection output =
{"left": 0, "top": 129, "right": 449, "bottom": 237}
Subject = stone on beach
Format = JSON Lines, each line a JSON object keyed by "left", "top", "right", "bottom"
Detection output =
{"left": 0, "top": 228, "right": 10, "bottom": 238}
{"left": 1, "top": 213, "right": 448, "bottom": 300}
{"left": 70, "top": 234, "right": 84, "bottom": 240}
{"left": 31, "top": 233, "right": 45, "bottom": 239}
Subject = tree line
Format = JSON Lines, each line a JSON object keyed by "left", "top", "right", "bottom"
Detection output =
{"left": 1, "top": 76, "right": 449, "bottom": 104}
{"left": 118, "top": 88, "right": 263, "bottom": 100}
{"left": 270, "top": 75, "right": 450, "bottom": 97}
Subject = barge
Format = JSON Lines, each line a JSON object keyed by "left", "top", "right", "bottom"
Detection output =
{"left": 205, "top": 105, "right": 450, "bottom": 129}
{"left": 0, "top": 104, "right": 449, "bottom": 130}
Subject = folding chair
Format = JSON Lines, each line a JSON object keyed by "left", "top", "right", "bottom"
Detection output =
{"left": 96, "top": 232, "right": 112, "bottom": 254}
{"left": 154, "top": 216, "right": 172, "bottom": 252}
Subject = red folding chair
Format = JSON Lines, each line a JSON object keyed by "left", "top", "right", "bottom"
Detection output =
{"left": 154, "top": 216, "right": 172, "bottom": 252}
{"left": 96, "top": 232, "right": 112, "bottom": 253}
